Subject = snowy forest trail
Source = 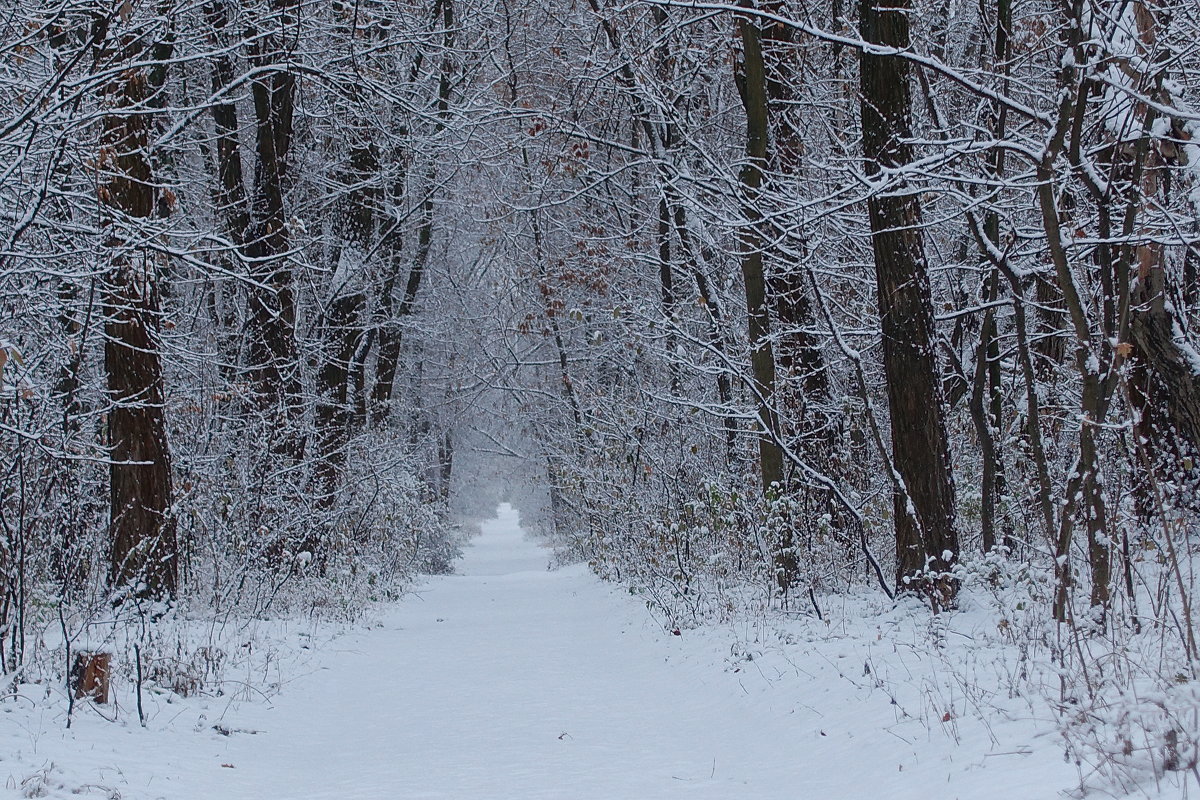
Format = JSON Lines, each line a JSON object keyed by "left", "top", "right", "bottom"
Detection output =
{"left": 74, "top": 503, "right": 1071, "bottom": 800}
{"left": 197, "top": 504, "right": 809, "bottom": 799}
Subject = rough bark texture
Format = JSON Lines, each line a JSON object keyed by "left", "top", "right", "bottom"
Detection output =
{"left": 101, "top": 69, "right": 177, "bottom": 600}
{"left": 314, "top": 290, "right": 364, "bottom": 506}
{"left": 1131, "top": 268, "right": 1200, "bottom": 460}
{"left": 71, "top": 652, "right": 112, "bottom": 704}
{"left": 858, "top": 0, "right": 959, "bottom": 603}
{"left": 1123, "top": 5, "right": 1200, "bottom": 483}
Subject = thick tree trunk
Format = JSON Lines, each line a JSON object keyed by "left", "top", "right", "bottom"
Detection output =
{"left": 207, "top": 0, "right": 250, "bottom": 248}
{"left": 100, "top": 68, "right": 177, "bottom": 600}
{"left": 314, "top": 290, "right": 365, "bottom": 508}
{"left": 1130, "top": 253, "right": 1200, "bottom": 462}
{"left": 1122, "top": 2, "right": 1200, "bottom": 485}
{"left": 858, "top": 0, "right": 959, "bottom": 604}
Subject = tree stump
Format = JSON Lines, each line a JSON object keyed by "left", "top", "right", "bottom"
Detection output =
{"left": 71, "top": 652, "right": 111, "bottom": 704}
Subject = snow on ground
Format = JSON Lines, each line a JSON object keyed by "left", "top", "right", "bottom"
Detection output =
{"left": 1, "top": 505, "right": 1166, "bottom": 798}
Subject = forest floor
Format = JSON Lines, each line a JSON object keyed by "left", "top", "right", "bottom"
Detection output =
{"left": 3, "top": 505, "right": 1184, "bottom": 799}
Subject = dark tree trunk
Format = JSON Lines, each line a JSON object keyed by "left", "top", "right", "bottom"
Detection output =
{"left": 438, "top": 429, "right": 454, "bottom": 503}
{"left": 244, "top": 0, "right": 301, "bottom": 429}
{"left": 207, "top": 0, "right": 250, "bottom": 248}
{"left": 736, "top": 11, "right": 805, "bottom": 593}
{"left": 734, "top": 12, "right": 784, "bottom": 502}
{"left": 1121, "top": 2, "right": 1200, "bottom": 493}
{"left": 100, "top": 68, "right": 177, "bottom": 600}
{"left": 342, "top": 138, "right": 381, "bottom": 429}
{"left": 858, "top": 0, "right": 959, "bottom": 604}
{"left": 51, "top": 280, "right": 93, "bottom": 591}
{"left": 735, "top": 4, "right": 840, "bottom": 592}
{"left": 658, "top": 197, "right": 680, "bottom": 395}
{"left": 760, "top": 5, "right": 835, "bottom": 479}
{"left": 1032, "top": 272, "right": 1067, "bottom": 383}
{"left": 1127, "top": 161, "right": 1200, "bottom": 500}
{"left": 1033, "top": 43, "right": 1112, "bottom": 619}
{"left": 205, "top": 0, "right": 250, "bottom": 379}
{"left": 1131, "top": 266, "right": 1200, "bottom": 461}
{"left": 313, "top": 128, "right": 378, "bottom": 507}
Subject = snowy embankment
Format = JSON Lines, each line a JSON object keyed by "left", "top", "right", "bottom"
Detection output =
{"left": 2, "top": 505, "right": 1177, "bottom": 798}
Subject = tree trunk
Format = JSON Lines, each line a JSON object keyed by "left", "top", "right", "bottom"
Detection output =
{"left": 100, "top": 67, "right": 177, "bottom": 600}
{"left": 1123, "top": 2, "right": 1200, "bottom": 483}
{"left": 760, "top": 6, "right": 837, "bottom": 533}
{"left": 314, "top": 290, "right": 365, "bottom": 508}
{"left": 206, "top": 0, "right": 250, "bottom": 380}
{"left": 657, "top": 197, "right": 680, "bottom": 395}
{"left": 244, "top": 0, "right": 301, "bottom": 431}
{"left": 313, "top": 117, "right": 378, "bottom": 507}
{"left": 859, "top": 0, "right": 959, "bottom": 604}
{"left": 734, "top": 13, "right": 783, "bottom": 496}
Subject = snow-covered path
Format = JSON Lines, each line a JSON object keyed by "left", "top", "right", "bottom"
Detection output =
{"left": 13, "top": 504, "right": 1082, "bottom": 799}
{"left": 199, "top": 504, "right": 810, "bottom": 798}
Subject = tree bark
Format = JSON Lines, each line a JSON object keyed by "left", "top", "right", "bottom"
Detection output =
{"left": 205, "top": 0, "right": 250, "bottom": 379}
{"left": 734, "top": 12, "right": 784, "bottom": 500}
{"left": 100, "top": 65, "right": 177, "bottom": 600}
{"left": 760, "top": 5, "right": 836, "bottom": 492}
{"left": 1122, "top": 2, "right": 1200, "bottom": 483}
{"left": 858, "top": 0, "right": 959, "bottom": 604}
{"left": 313, "top": 121, "right": 377, "bottom": 506}
{"left": 372, "top": 192, "right": 432, "bottom": 417}
{"left": 244, "top": 0, "right": 301, "bottom": 432}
